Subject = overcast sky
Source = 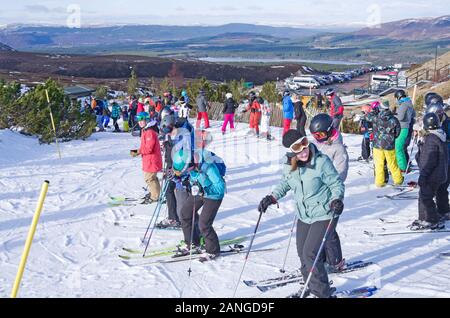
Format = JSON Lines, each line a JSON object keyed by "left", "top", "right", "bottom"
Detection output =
{"left": 1, "top": 0, "right": 449, "bottom": 28}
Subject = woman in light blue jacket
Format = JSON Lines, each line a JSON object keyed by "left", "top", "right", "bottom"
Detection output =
{"left": 258, "top": 129, "right": 345, "bottom": 298}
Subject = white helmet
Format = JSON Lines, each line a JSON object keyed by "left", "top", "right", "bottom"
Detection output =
{"left": 225, "top": 93, "right": 232, "bottom": 99}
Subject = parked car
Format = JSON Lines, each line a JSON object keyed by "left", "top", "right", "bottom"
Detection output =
{"left": 292, "top": 76, "right": 321, "bottom": 89}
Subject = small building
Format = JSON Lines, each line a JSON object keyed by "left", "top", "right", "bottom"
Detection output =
{"left": 64, "top": 85, "right": 95, "bottom": 99}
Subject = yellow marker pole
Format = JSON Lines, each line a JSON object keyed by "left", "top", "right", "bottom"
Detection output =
{"left": 11, "top": 180, "right": 50, "bottom": 298}
{"left": 411, "top": 84, "right": 418, "bottom": 105}
{"left": 45, "top": 90, "right": 62, "bottom": 159}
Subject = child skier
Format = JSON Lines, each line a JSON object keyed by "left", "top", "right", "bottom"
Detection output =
{"left": 243, "top": 91, "right": 261, "bottom": 137}
{"left": 221, "top": 92, "right": 238, "bottom": 135}
{"left": 410, "top": 112, "right": 448, "bottom": 230}
{"left": 121, "top": 105, "right": 129, "bottom": 132}
{"left": 111, "top": 101, "right": 121, "bottom": 132}
{"left": 260, "top": 98, "right": 274, "bottom": 140}
{"left": 130, "top": 112, "right": 162, "bottom": 204}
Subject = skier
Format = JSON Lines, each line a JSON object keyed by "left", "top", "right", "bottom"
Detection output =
{"left": 309, "top": 114, "right": 349, "bottom": 272}
{"left": 128, "top": 95, "right": 138, "bottom": 131}
{"left": 242, "top": 91, "right": 261, "bottom": 137}
{"left": 221, "top": 92, "right": 238, "bottom": 135}
{"left": 316, "top": 92, "right": 323, "bottom": 109}
{"left": 282, "top": 90, "right": 294, "bottom": 136}
{"left": 393, "top": 89, "right": 414, "bottom": 172}
{"left": 196, "top": 89, "right": 210, "bottom": 129}
{"left": 258, "top": 129, "right": 344, "bottom": 298}
{"left": 424, "top": 99, "right": 450, "bottom": 222}
{"left": 158, "top": 110, "right": 196, "bottom": 229}
{"left": 176, "top": 96, "right": 193, "bottom": 121}
{"left": 94, "top": 99, "right": 105, "bottom": 131}
{"left": 130, "top": 112, "right": 162, "bottom": 204}
{"left": 260, "top": 98, "right": 274, "bottom": 141}
{"left": 371, "top": 101, "right": 403, "bottom": 187}
{"left": 121, "top": 105, "right": 129, "bottom": 132}
{"left": 409, "top": 112, "right": 448, "bottom": 230}
{"left": 292, "top": 94, "right": 307, "bottom": 136}
{"left": 137, "top": 97, "right": 145, "bottom": 114}
{"left": 356, "top": 104, "right": 376, "bottom": 161}
{"left": 111, "top": 101, "right": 122, "bottom": 132}
{"left": 325, "top": 88, "right": 344, "bottom": 131}
{"left": 172, "top": 146, "right": 226, "bottom": 261}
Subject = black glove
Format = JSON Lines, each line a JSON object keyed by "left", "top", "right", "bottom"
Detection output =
{"left": 330, "top": 199, "right": 344, "bottom": 215}
{"left": 164, "top": 168, "right": 174, "bottom": 180}
{"left": 258, "top": 195, "right": 277, "bottom": 213}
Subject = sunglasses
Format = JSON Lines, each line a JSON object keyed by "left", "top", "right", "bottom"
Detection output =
{"left": 312, "top": 131, "right": 328, "bottom": 140}
{"left": 289, "top": 137, "right": 310, "bottom": 153}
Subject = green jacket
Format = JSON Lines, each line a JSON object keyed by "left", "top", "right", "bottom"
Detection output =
{"left": 271, "top": 145, "right": 345, "bottom": 224}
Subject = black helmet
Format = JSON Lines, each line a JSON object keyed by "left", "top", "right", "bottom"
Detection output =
{"left": 423, "top": 112, "right": 440, "bottom": 130}
{"left": 425, "top": 92, "right": 444, "bottom": 107}
{"left": 309, "top": 113, "right": 333, "bottom": 142}
{"left": 394, "top": 89, "right": 407, "bottom": 100}
{"left": 324, "top": 88, "right": 335, "bottom": 96}
{"left": 426, "top": 102, "right": 445, "bottom": 121}
{"left": 283, "top": 89, "right": 290, "bottom": 96}
{"left": 161, "top": 113, "right": 175, "bottom": 133}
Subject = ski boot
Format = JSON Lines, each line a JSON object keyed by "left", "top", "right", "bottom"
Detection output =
{"left": 199, "top": 252, "right": 220, "bottom": 262}
{"left": 325, "top": 259, "right": 346, "bottom": 274}
{"left": 140, "top": 193, "right": 156, "bottom": 205}
{"left": 156, "top": 218, "right": 181, "bottom": 229}
{"left": 409, "top": 220, "right": 445, "bottom": 231}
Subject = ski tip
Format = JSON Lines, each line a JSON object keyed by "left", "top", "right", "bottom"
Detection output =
{"left": 118, "top": 254, "right": 132, "bottom": 260}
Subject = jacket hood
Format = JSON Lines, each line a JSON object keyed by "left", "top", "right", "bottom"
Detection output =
{"left": 429, "top": 129, "right": 447, "bottom": 142}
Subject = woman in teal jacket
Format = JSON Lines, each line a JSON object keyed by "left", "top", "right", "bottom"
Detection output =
{"left": 258, "top": 129, "right": 345, "bottom": 298}
{"left": 173, "top": 148, "right": 225, "bottom": 260}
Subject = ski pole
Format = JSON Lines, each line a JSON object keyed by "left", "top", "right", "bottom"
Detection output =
{"left": 232, "top": 210, "right": 263, "bottom": 298}
{"left": 405, "top": 134, "right": 418, "bottom": 175}
{"left": 300, "top": 213, "right": 336, "bottom": 298}
{"left": 142, "top": 180, "right": 169, "bottom": 256}
{"left": 280, "top": 213, "right": 297, "bottom": 274}
{"left": 187, "top": 185, "right": 200, "bottom": 276}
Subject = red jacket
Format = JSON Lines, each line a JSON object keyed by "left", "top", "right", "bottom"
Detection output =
{"left": 329, "top": 94, "right": 344, "bottom": 118}
{"left": 139, "top": 128, "right": 162, "bottom": 173}
{"left": 137, "top": 102, "right": 145, "bottom": 114}
{"left": 246, "top": 100, "right": 261, "bottom": 113}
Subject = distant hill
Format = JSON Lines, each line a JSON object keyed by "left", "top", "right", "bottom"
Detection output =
{"left": 0, "top": 41, "right": 13, "bottom": 51}
{"left": 312, "top": 15, "right": 450, "bottom": 46}
{"left": 0, "top": 23, "right": 324, "bottom": 50}
{"left": 353, "top": 15, "right": 450, "bottom": 41}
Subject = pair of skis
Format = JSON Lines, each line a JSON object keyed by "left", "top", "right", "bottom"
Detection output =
{"left": 243, "top": 260, "right": 374, "bottom": 293}
{"left": 287, "top": 285, "right": 378, "bottom": 298}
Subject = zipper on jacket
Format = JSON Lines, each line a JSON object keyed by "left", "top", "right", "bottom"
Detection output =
{"left": 298, "top": 170, "right": 308, "bottom": 217}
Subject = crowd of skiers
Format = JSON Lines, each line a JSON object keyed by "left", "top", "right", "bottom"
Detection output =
{"left": 104, "top": 85, "right": 450, "bottom": 298}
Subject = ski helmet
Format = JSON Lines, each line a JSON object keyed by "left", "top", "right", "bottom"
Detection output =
{"left": 161, "top": 113, "right": 175, "bottom": 134}
{"left": 309, "top": 113, "right": 333, "bottom": 142}
{"left": 225, "top": 92, "right": 232, "bottom": 99}
{"left": 181, "top": 90, "right": 187, "bottom": 97}
{"left": 283, "top": 89, "right": 290, "bottom": 96}
{"left": 394, "top": 89, "right": 407, "bottom": 100}
{"left": 426, "top": 102, "right": 445, "bottom": 121}
{"left": 370, "top": 101, "right": 380, "bottom": 110}
{"left": 135, "top": 111, "right": 150, "bottom": 121}
{"left": 425, "top": 92, "right": 444, "bottom": 107}
{"left": 422, "top": 112, "right": 440, "bottom": 130}
{"left": 324, "top": 88, "right": 335, "bottom": 96}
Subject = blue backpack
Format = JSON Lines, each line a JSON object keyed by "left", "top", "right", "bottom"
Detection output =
{"left": 202, "top": 150, "right": 226, "bottom": 177}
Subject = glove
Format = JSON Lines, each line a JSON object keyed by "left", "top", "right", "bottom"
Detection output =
{"left": 164, "top": 168, "right": 174, "bottom": 180}
{"left": 258, "top": 195, "right": 277, "bottom": 213}
{"left": 329, "top": 199, "right": 344, "bottom": 215}
{"left": 130, "top": 149, "right": 139, "bottom": 157}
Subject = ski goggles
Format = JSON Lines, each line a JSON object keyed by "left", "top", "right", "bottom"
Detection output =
{"left": 312, "top": 131, "right": 328, "bottom": 140}
{"left": 289, "top": 136, "right": 309, "bottom": 153}
{"left": 135, "top": 115, "right": 149, "bottom": 121}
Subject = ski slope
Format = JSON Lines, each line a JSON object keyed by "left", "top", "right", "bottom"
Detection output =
{"left": 0, "top": 121, "right": 449, "bottom": 298}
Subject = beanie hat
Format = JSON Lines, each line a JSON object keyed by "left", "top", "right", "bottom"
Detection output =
{"left": 282, "top": 129, "right": 305, "bottom": 148}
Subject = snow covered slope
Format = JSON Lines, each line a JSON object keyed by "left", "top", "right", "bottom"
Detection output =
{"left": 0, "top": 122, "right": 449, "bottom": 298}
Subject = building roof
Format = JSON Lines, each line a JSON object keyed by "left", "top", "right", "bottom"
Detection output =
{"left": 64, "top": 85, "right": 95, "bottom": 98}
